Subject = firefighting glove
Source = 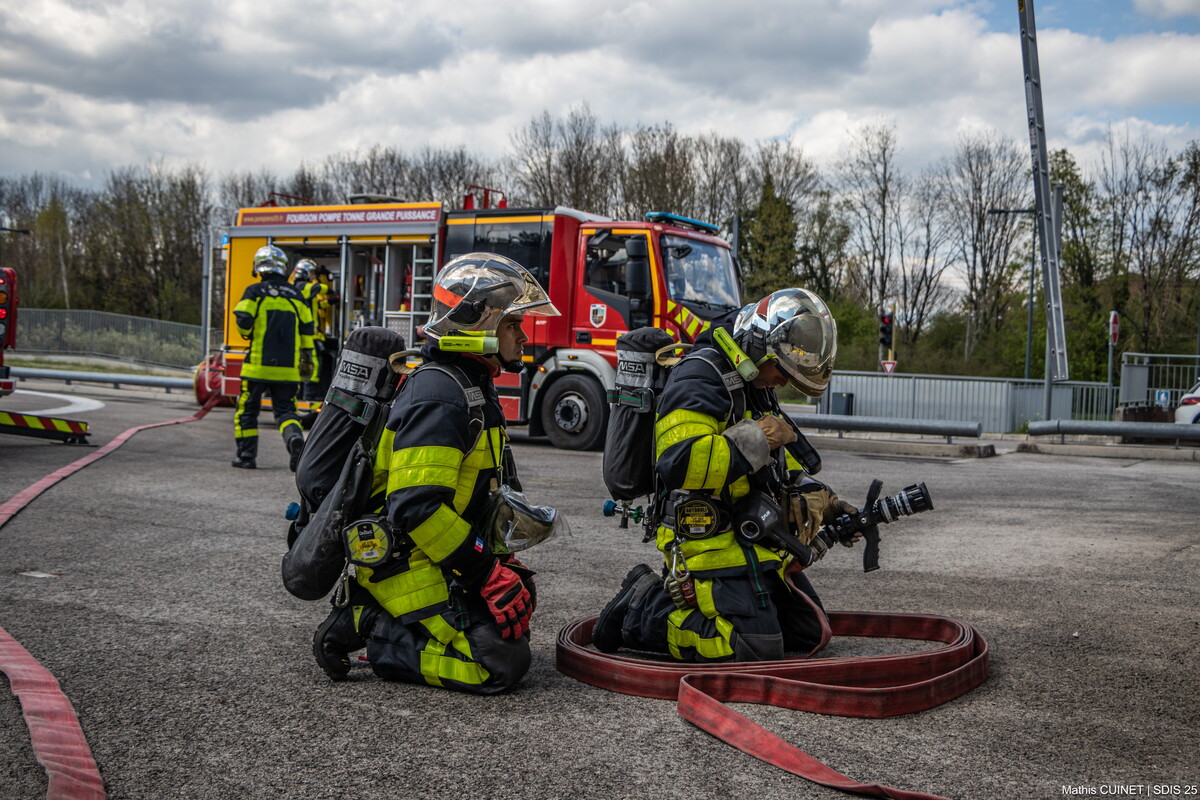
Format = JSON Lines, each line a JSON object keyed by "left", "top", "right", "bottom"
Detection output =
{"left": 502, "top": 554, "right": 538, "bottom": 615}
{"left": 826, "top": 492, "right": 861, "bottom": 546}
{"left": 756, "top": 415, "right": 797, "bottom": 451}
{"left": 298, "top": 350, "right": 314, "bottom": 380}
{"left": 787, "top": 491, "right": 825, "bottom": 549}
{"left": 480, "top": 560, "right": 532, "bottom": 639}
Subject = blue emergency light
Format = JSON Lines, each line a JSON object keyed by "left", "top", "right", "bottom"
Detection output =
{"left": 644, "top": 211, "right": 720, "bottom": 235}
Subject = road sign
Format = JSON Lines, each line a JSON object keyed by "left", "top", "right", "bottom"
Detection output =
{"left": 881, "top": 360, "right": 897, "bottom": 375}
{"left": 1109, "top": 310, "right": 1119, "bottom": 346}
{"left": 1156, "top": 389, "right": 1171, "bottom": 408}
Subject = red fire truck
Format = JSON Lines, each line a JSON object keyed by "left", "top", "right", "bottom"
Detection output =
{"left": 198, "top": 196, "right": 742, "bottom": 450}
{"left": 0, "top": 267, "right": 17, "bottom": 399}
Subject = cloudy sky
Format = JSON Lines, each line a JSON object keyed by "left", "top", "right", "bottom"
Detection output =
{"left": 1, "top": 0, "right": 1198, "bottom": 186}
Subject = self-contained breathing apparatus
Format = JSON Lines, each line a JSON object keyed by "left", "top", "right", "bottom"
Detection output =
{"left": 282, "top": 327, "right": 564, "bottom": 604}
{"left": 601, "top": 324, "right": 936, "bottom": 612}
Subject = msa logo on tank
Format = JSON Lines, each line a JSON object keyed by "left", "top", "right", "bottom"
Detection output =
{"left": 590, "top": 303, "right": 607, "bottom": 328}
{"left": 333, "top": 350, "right": 388, "bottom": 396}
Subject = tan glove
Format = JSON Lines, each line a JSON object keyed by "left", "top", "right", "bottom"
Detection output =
{"left": 788, "top": 491, "right": 824, "bottom": 545}
{"left": 756, "top": 415, "right": 797, "bottom": 451}
{"left": 825, "top": 492, "right": 862, "bottom": 546}
{"left": 298, "top": 351, "right": 314, "bottom": 380}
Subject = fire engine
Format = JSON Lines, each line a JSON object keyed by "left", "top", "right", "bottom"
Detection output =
{"left": 197, "top": 192, "right": 743, "bottom": 450}
{"left": 0, "top": 267, "right": 90, "bottom": 443}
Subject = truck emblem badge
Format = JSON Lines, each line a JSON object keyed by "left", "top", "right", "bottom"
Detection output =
{"left": 590, "top": 304, "right": 607, "bottom": 328}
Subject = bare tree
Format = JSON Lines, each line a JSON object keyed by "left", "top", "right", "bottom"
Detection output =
{"left": 941, "top": 131, "right": 1028, "bottom": 356}
{"left": 794, "top": 186, "right": 851, "bottom": 301}
{"left": 619, "top": 123, "right": 695, "bottom": 219}
{"left": 836, "top": 121, "right": 903, "bottom": 313}
{"left": 508, "top": 105, "right": 622, "bottom": 213}
{"left": 1100, "top": 130, "right": 1200, "bottom": 352}
{"left": 894, "top": 171, "right": 953, "bottom": 343}
{"left": 691, "top": 133, "right": 754, "bottom": 230}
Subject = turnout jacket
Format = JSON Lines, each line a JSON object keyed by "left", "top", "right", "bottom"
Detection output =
{"left": 654, "top": 324, "right": 805, "bottom": 577}
{"left": 356, "top": 348, "right": 509, "bottom": 621}
{"left": 298, "top": 280, "right": 328, "bottom": 342}
{"left": 233, "top": 274, "right": 314, "bottom": 382}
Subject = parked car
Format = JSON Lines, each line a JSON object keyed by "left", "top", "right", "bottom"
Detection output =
{"left": 1175, "top": 380, "right": 1200, "bottom": 424}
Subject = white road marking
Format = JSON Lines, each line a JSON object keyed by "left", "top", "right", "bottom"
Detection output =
{"left": 11, "top": 389, "right": 106, "bottom": 417}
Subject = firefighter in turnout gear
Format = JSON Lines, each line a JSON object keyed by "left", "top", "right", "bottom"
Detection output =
{"left": 290, "top": 258, "right": 329, "bottom": 400}
{"left": 593, "top": 288, "right": 858, "bottom": 662}
{"left": 231, "top": 245, "right": 314, "bottom": 471}
{"left": 313, "top": 253, "right": 561, "bottom": 693}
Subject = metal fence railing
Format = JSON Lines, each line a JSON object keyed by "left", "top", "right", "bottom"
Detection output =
{"left": 1119, "top": 352, "right": 1200, "bottom": 407}
{"left": 818, "top": 371, "right": 1121, "bottom": 434}
{"left": 12, "top": 309, "right": 203, "bottom": 370}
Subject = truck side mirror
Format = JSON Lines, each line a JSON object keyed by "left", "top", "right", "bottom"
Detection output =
{"left": 625, "top": 237, "right": 650, "bottom": 298}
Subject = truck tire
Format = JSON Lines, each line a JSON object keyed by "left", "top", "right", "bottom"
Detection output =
{"left": 540, "top": 374, "right": 608, "bottom": 451}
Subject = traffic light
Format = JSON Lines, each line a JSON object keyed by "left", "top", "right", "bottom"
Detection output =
{"left": 0, "top": 267, "right": 16, "bottom": 347}
{"left": 878, "top": 313, "right": 893, "bottom": 349}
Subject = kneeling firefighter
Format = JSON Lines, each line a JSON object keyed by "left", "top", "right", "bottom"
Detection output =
{"left": 313, "top": 253, "right": 563, "bottom": 693}
{"left": 593, "top": 288, "right": 858, "bottom": 662}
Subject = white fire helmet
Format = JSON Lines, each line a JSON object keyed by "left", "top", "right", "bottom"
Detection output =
{"left": 733, "top": 287, "right": 837, "bottom": 397}
{"left": 423, "top": 253, "right": 559, "bottom": 341}
{"left": 252, "top": 245, "right": 289, "bottom": 277}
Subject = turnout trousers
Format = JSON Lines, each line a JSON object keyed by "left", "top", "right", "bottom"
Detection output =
{"left": 233, "top": 378, "right": 303, "bottom": 460}
{"left": 364, "top": 596, "right": 532, "bottom": 695}
{"left": 618, "top": 568, "right": 828, "bottom": 663}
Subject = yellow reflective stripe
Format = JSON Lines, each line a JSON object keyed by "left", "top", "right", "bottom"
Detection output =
{"left": 684, "top": 433, "right": 729, "bottom": 491}
{"left": 389, "top": 446, "right": 463, "bottom": 494}
{"left": 280, "top": 419, "right": 302, "bottom": 434}
{"left": 420, "top": 638, "right": 447, "bottom": 687}
{"left": 666, "top": 608, "right": 735, "bottom": 661}
{"left": 409, "top": 504, "right": 473, "bottom": 562}
{"left": 685, "top": 314, "right": 703, "bottom": 338}
{"left": 655, "top": 409, "right": 723, "bottom": 457}
{"left": 655, "top": 528, "right": 778, "bottom": 573}
{"left": 418, "top": 618, "right": 490, "bottom": 686}
{"left": 453, "top": 427, "right": 501, "bottom": 511}
{"left": 358, "top": 554, "right": 450, "bottom": 618}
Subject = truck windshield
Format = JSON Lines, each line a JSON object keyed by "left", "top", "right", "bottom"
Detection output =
{"left": 661, "top": 235, "right": 740, "bottom": 311}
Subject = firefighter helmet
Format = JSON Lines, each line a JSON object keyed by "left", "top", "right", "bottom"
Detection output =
{"left": 733, "top": 288, "right": 837, "bottom": 397}
{"left": 292, "top": 258, "right": 318, "bottom": 281}
{"left": 423, "top": 253, "right": 559, "bottom": 342}
{"left": 252, "top": 245, "right": 289, "bottom": 277}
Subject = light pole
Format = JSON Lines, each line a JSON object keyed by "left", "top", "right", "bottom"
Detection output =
{"left": 987, "top": 208, "right": 1036, "bottom": 379}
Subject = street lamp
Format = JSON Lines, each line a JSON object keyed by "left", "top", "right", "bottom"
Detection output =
{"left": 987, "top": 208, "right": 1036, "bottom": 379}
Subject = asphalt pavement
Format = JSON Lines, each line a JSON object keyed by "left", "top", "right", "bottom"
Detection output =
{"left": 1, "top": 382, "right": 1197, "bottom": 799}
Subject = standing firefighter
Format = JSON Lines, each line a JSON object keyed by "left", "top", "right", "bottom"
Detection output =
{"left": 313, "top": 253, "right": 563, "bottom": 693}
{"left": 231, "top": 245, "right": 314, "bottom": 471}
{"left": 291, "top": 258, "right": 329, "bottom": 401}
{"left": 593, "top": 288, "right": 858, "bottom": 661}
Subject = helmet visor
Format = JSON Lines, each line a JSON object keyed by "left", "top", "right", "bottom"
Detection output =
{"left": 764, "top": 297, "right": 837, "bottom": 397}
{"left": 506, "top": 271, "right": 560, "bottom": 318}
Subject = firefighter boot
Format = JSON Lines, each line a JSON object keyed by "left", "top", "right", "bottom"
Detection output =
{"left": 287, "top": 434, "right": 305, "bottom": 473}
{"left": 592, "top": 563, "right": 658, "bottom": 653}
{"left": 313, "top": 594, "right": 379, "bottom": 681}
{"left": 231, "top": 438, "right": 257, "bottom": 470}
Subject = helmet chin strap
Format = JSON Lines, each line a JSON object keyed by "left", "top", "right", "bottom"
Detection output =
{"left": 499, "top": 354, "right": 525, "bottom": 373}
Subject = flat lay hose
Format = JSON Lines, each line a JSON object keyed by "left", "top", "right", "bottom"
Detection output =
{"left": 0, "top": 393, "right": 221, "bottom": 799}
{"left": 556, "top": 575, "right": 989, "bottom": 800}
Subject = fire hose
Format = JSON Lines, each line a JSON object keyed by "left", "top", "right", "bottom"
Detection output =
{"left": 556, "top": 573, "right": 989, "bottom": 800}
{"left": 0, "top": 393, "right": 221, "bottom": 800}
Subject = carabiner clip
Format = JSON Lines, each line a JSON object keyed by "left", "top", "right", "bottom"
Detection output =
{"left": 333, "top": 562, "right": 352, "bottom": 609}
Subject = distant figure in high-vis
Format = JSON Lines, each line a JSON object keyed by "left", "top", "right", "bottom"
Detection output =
{"left": 231, "top": 245, "right": 314, "bottom": 471}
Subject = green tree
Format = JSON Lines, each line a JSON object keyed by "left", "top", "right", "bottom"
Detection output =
{"left": 738, "top": 176, "right": 799, "bottom": 300}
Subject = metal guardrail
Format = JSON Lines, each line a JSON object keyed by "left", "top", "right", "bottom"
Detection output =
{"left": 1028, "top": 419, "right": 1200, "bottom": 446}
{"left": 789, "top": 413, "right": 982, "bottom": 443}
{"left": 11, "top": 367, "right": 194, "bottom": 391}
{"left": 14, "top": 309, "right": 203, "bottom": 370}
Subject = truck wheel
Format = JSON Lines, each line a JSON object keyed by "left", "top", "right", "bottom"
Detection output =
{"left": 540, "top": 374, "right": 608, "bottom": 451}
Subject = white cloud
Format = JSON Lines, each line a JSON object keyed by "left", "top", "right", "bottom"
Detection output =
{"left": 0, "top": 0, "right": 1196, "bottom": 187}
{"left": 1134, "top": 0, "right": 1200, "bottom": 19}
